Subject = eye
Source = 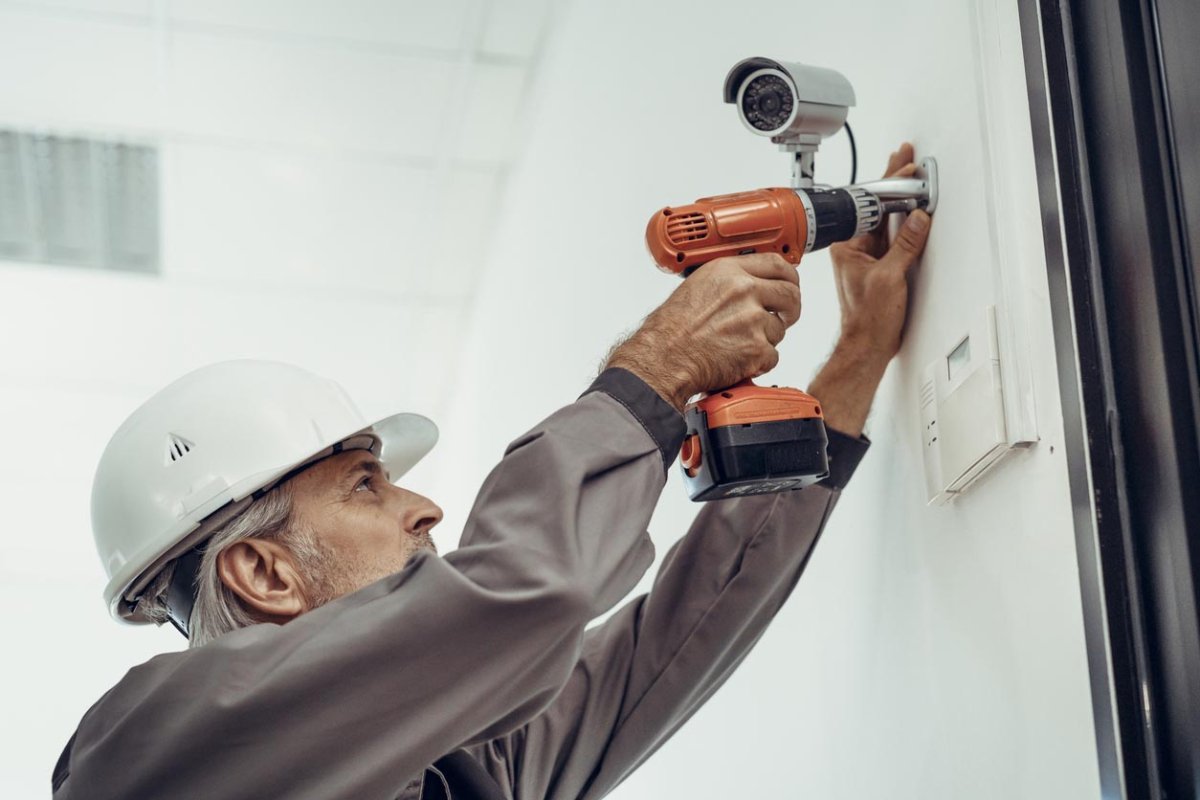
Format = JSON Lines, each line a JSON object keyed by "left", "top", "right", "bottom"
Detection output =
{"left": 354, "top": 476, "right": 373, "bottom": 493}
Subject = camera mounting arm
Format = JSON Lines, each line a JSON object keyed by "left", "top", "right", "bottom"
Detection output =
{"left": 854, "top": 158, "right": 939, "bottom": 214}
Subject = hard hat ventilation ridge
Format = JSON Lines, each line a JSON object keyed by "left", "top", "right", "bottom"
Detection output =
{"left": 165, "top": 433, "right": 194, "bottom": 465}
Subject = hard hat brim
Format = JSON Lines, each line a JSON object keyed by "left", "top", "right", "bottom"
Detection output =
{"left": 371, "top": 412, "right": 439, "bottom": 483}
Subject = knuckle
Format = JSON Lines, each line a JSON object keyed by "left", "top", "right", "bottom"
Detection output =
{"left": 774, "top": 254, "right": 798, "bottom": 282}
{"left": 705, "top": 258, "right": 737, "bottom": 280}
{"left": 731, "top": 273, "right": 756, "bottom": 296}
{"left": 763, "top": 348, "right": 781, "bottom": 371}
{"left": 762, "top": 316, "right": 785, "bottom": 346}
{"left": 787, "top": 282, "right": 802, "bottom": 307}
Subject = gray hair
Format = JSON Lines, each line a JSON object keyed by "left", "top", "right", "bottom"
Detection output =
{"left": 135, "top": 484, "right": 323, "bottom": 647}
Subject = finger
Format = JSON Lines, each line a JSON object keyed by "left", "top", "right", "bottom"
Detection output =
{"left": 754, "top": 279, "right": 802, "bottom": 327}
{"left": 842, "top": 154, "right": 919, "bottom": 257}
{"left": 758, "top": 345, "right": 781, "bottom": 376}
{"left": 830, "top": 144, "right": 919, "bottom": 258}
{"left": 884, "top": 142, "right": 915, "bottom": 178}
{"left": 762, "top": 311, "right": 787, "bottom": 346}
{"left": 856, "top": 163, "right": 921, "bottom": 257}
{"left": 733, "top": 252, "right": 799, "bottom": 285}
{"left": 834, "top": 227, "right": 888, "bottom": 258}
{"left": 879, "top": 210, "right": 931, "bottom": 274}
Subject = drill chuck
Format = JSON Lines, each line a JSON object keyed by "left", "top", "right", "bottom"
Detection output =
{"left": 794, "top": 186, "right": 881, "bottom": 252}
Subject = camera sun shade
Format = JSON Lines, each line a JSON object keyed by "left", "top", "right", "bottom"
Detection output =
{"left": 723, "top": 57, "right": 856, "bottom": 147}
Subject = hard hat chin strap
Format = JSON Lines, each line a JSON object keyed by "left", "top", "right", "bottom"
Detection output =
{"left": 165, "top": 547, "right": 203, "bottom": 638}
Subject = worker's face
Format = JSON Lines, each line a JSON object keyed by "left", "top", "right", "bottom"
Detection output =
{"left": 284, "top": 449, "right": 443, "bottom": 608}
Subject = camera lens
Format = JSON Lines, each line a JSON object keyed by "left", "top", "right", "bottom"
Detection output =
{"left": 741, "top": 73, "right": 794, "bottom": 133}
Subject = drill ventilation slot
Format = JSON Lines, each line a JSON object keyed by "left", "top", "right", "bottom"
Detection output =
{"left": 665, "top": 212, "right": 709, "bottom": 245}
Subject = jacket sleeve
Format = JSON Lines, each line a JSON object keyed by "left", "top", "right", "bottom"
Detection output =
{"left": 471, "top": 425, "right": 870, "bottom": 800}
{"left": 56, "top": 368, "right": 687, "bottom": 800}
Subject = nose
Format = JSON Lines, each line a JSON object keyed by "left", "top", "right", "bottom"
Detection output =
{"left": 403, "top": 495, "right": 443, "bottom": 536}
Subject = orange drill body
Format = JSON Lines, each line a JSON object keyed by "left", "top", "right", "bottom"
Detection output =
{"left": 646, "top": 163, "right": 936, "bottom": 499}
{"left": 646, "top": 187, "right": 843, "bottom": 501}
{"left": 645, "top": 188, "right": 808, "bottom": 275}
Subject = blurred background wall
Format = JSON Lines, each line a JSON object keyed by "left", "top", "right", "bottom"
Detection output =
{"left": 0, "top": 0, "right": 1102, "bottom": 798}
{"left": 0, "top": 0, "right": 555, "bottom": 794}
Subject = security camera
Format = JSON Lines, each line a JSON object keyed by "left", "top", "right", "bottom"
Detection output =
{"left": 724, "top": 57, "right": 857, "bottom": 188}
{"left": 724, "top": 57, "right": 855, "bottom": 146}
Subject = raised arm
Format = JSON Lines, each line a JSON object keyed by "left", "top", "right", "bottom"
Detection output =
{"left": 477, "top": 143, "right": 932, "bottom": 800}
{"left": 57, "top": 250, "right": 805, "bottom": 800}
{"left": 473, "top": 389, "right": 867, "bottom": 800}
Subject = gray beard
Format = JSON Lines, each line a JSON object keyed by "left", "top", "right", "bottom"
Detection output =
{"left": 303, "top": 532, "right": 438, "bottom": 609}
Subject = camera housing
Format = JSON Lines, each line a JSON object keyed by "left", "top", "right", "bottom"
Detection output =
{"left": 724, "top": 57, "right": 855, "bottom": 146}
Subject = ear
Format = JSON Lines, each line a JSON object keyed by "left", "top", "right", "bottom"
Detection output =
{"left": 216, "top": 538, "right": 309, "bottom": 623}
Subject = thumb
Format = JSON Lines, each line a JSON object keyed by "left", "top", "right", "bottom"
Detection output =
{"left": 882, "top": 210, "right": 931, "bottom": 273}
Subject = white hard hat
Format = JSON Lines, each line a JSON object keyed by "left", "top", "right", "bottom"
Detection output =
{"left": 91, "top": 359, "right": 438, "bottom": 626}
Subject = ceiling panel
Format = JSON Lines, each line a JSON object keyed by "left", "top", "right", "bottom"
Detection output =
{"left": 403, "top": 166, "right": 504, "bottom": 299}
{"left": 167, "top": 30, "right": 456, "bottom": 156}
{"left": 0, "top": 262, "right": 463, "bottom": 413}
{"left": 481, "top": 0, "right": 555, "bottom": 59}
{"left": 0, "top": 0, "right": 563, "bottom": 385}
{"left": 161, "top": 141, "right": 439, "bottom": 294}
{"left": 13, "top": 0, "right": 152, "bottom": 18}
{"left": 168, "top": 0, "right": 474, "bottom": 53}
{"left": 455, "top": 62, "right": 528, "bottom": 162}
{"left": 0, "top": 9, "right": 160, "bottom": 132}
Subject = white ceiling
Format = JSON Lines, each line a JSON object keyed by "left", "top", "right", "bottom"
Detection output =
{"left": 0, "top": 0, "right": 561, "bottom": 302}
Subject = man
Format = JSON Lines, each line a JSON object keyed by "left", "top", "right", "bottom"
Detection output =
{"left": 54, "top": 145, "right": 931, "bottom": 799}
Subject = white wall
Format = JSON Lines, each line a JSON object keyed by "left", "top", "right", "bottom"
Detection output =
{"left": 432, "top": 0, "right": 1103, "bottom": 798}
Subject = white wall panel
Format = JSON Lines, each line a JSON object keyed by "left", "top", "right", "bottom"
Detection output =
{"left": 434, "top": 0, "right": 1101, "bottom": 797}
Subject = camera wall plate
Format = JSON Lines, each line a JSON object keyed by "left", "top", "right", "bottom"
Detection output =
{"left": 917, "top": 157, "right": 938, "bottom": 214}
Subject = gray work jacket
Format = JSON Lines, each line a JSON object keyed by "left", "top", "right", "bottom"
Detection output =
{"left": 53, "top": 368, "right": 867, "bottom": 800}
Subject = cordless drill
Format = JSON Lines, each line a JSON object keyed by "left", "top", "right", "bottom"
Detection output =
{"left": 645, "top": 163, "right": 937, "bottom": 501}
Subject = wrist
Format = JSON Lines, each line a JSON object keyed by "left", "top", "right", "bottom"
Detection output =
{"left": 832, "top": 330, "right": 894, "bottom": 373}
{"left": 608, "top": 363, "right": 689, "bottom": 414}
{"left": 808, "top": 337, "right": 893, "bottom": 439}
{"left": 605, "top": 336, "right": 691, "bottom": 414}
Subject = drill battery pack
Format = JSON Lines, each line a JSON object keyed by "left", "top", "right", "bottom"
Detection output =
{"left": 679, "top": 382, "right": 830, "bottom": 502}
